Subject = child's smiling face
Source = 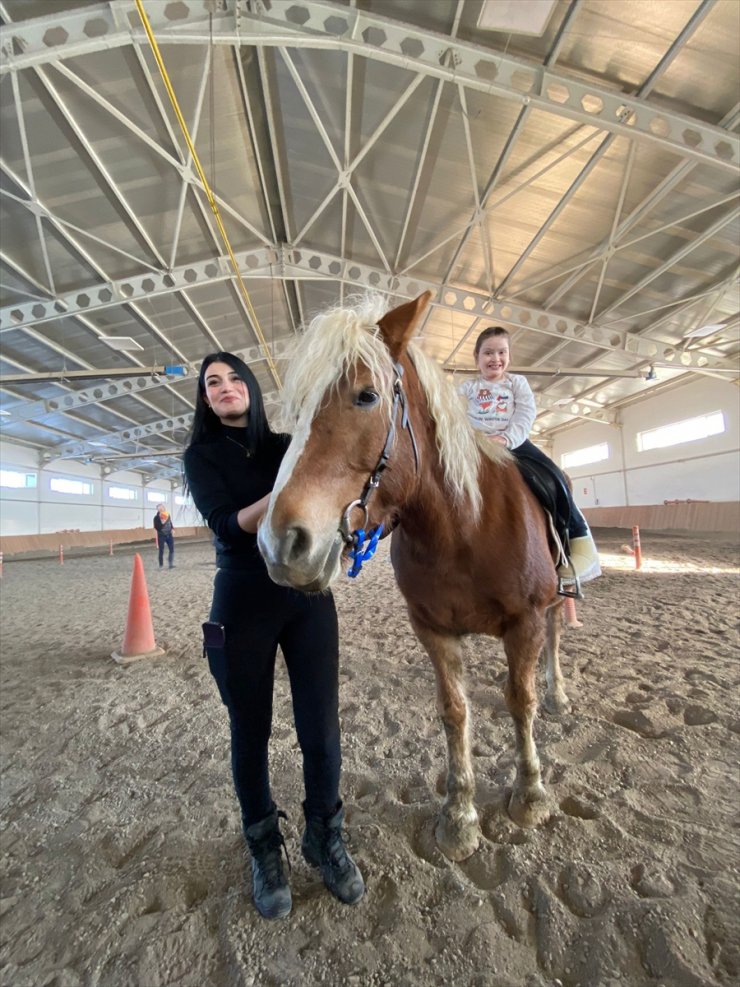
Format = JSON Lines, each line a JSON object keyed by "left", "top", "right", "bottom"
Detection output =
{"left": 476, "top": 337, "right": 510, "bottom": 383}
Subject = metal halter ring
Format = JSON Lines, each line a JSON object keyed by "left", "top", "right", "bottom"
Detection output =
{"left": 339, "top": 499, "right": 369, "bottom": 545}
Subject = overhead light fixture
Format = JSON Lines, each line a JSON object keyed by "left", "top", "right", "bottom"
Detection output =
{"left": 0, "top": 409, "right": 10, "bottom": 417}
{"left": 477, "top": 0, "right": 558, "bottom": 35}
{"left": 100, "top": 336, "right": 144, "bottom": 351}
{"left": 684, "top": 323, "right": 725, "bottom": 338}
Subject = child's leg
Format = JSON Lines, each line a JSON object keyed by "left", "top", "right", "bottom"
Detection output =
{"left": 512, "top": 440, "right": 600, "bottom": 584}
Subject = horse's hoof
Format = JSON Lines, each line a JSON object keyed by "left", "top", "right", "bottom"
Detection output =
{"left": 543, "top": 691, "right": 571, "bottom": 716}
{"left": 507, "top": 786, "right": 552, "bottom": 828}
{"left": 435, "top": 814, "right": 480, "bottom": 861}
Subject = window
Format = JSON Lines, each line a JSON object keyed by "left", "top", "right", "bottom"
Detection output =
{"left": 174, "top": 494, "right": 188, "bottom": 506}
{"left": 109, "top": 486, "right": 137, "bottom": 501}
{"left": 50, "top": 476, "right": 93, "bottom": 496}
{"left": 0, "top": 469, "right": 37, "bottom": 489}
{"left": 146, "top": 490, "right": 167, "bottom": 504}
{"left": 638, "top": 411, "right": 725, "bottom": 452}
{"left": 561, "top": 443, "right": 609, "bottom": 470}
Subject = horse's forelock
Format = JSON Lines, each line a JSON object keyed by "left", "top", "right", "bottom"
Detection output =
{"left": 277, "top": 297, "right": 396, "bottom": 431}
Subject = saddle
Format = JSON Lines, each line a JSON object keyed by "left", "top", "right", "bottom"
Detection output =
{"left": 513, "top": 454, "right": 579, "bottom": 598}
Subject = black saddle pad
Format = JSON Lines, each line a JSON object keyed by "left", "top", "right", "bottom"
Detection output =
{"left": 513, "top": 454, "right": 572, "bottom": 549}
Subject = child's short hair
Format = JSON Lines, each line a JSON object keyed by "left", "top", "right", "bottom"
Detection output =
{"left": 474, "top": 326, "right": 510, "bottom": 357}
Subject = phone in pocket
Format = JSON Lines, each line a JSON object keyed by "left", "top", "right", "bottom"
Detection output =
{"left": 202, "top": 621, "right": 226, "bottom": 653}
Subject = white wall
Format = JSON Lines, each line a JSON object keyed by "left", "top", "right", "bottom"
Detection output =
{"left": 0, "top": 440, "right": 188, "bottom": 536}
{"left": 551, "top": 378, "right": 740, "bottom": 508}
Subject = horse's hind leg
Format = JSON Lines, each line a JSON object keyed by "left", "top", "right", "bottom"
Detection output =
{"left": 502, "top": 615, "right": 551, "bottom": 828}
{"left": 542, "top": 601, "right": 571, "bottom": 715}
{"left": 408, "top": 616, "right": 480, "bottom": 861}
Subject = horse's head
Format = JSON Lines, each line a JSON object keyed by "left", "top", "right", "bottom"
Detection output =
{"left": 258, "top": 292, "right": 432, "bottom": 591}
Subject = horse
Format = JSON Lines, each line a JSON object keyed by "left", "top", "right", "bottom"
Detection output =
{"left": 257, "top": 291, "right": 569, "bottom": 861}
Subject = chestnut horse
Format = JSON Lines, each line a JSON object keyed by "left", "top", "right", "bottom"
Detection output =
{"left": 258, "top": 292, "right": 569, "bottom": 861}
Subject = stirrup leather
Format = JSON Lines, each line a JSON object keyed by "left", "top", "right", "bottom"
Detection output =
{"left": 545, "top": 513, "right": 584, "bottom": 600}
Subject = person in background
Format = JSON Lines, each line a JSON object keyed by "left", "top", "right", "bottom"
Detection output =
{"left": 182, "top": 352, "right": 364, "bottom": 921}
{"left": 153, "top": 503, "right": 175, "bottom": 569}
{"left": 458, "top": 326, "right": 601, "bottom": 588}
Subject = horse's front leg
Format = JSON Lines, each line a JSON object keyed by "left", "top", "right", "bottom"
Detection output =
{"left": 408, "top": 615, "right": 480, "bottom": 861}
{"left": 502, "top": 614, "right": 552, "bottom": 828}
{"left": 542, "top": 601, "right": 571, "bottom": 715}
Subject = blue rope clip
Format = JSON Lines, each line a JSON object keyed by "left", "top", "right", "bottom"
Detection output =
{"left": 347, "top": 523, "right": 384, "bottom": 578}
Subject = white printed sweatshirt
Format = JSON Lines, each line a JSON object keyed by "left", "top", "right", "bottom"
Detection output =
{"left": 457, "top": 373, "right": 537, "bottom": 450}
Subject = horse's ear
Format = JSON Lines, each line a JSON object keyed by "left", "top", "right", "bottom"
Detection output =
{"left": 377, "top": 291, "right": 432, "bottom": 361}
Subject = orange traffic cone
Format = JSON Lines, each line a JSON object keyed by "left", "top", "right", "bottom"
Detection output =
{"left": 111, "top": 553, "right": 166, "bottom": 665}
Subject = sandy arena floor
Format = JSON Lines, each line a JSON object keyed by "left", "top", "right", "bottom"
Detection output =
{"left": 1, "top": 528, "right": 738, "bottom": 987}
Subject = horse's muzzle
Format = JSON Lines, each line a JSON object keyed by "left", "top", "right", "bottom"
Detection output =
{"left": 258, "top": 523, "right": 344, "bottom": 593}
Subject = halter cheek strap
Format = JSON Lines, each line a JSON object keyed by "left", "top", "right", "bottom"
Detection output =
{"left": 339, "top": 362, "right": 420, "bottom": 576}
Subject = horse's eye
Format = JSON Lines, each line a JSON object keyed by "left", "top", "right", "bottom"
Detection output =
{"left": 354, "top": 388, "right": 379, "bottom": 408}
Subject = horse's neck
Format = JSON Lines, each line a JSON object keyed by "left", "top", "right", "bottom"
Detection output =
{"left": 403, "top": 485, "right": 459, "bottom": 548}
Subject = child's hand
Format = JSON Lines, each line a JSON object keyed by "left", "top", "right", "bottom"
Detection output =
{"left": 489, "top": 435, "right": 507, "bottom": 446}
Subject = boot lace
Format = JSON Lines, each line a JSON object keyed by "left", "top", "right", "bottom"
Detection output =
{"left": 325, "top": 827, "right": 354, "bottom": 876}
{"left": 249, "top": 811, "right": 292, "bottom": 887}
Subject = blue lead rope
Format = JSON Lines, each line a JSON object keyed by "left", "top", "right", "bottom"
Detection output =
{"left": 347, "top": 523, "right": 384, "bottom": 578}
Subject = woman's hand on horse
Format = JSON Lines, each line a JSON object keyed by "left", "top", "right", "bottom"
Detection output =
{"left": 237, "top": 493, "right": 272, "bottom": 533}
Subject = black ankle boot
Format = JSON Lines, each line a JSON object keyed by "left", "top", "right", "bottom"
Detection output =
{"left": 301, "top": 802, "right": 365, "bottom": 905}
{"left": 244, "top": 808, "right": 292, "bottom": 919}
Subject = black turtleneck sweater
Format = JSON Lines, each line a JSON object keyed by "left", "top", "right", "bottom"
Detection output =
{"left": 183, "top": 426, "right": 290, "bottom": 571}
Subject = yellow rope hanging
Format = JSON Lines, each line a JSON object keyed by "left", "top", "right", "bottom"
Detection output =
{"left": 134, "top": 0, "right": 281, "bottom": 387}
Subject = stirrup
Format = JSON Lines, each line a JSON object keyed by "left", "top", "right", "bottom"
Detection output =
{"left": 557, "top": 572, "right": 583, "bottom": 600}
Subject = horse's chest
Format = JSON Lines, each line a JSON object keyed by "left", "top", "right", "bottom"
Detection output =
{"left": 391, "top": 549, "right": 507, "bottom": 637}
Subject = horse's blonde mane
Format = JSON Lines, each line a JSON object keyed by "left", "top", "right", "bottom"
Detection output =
{"left": 278, "top": 295, "right": 507, "bottom": 517}
{"left": 405, "top": 341, "right": 483, "bottom": 515}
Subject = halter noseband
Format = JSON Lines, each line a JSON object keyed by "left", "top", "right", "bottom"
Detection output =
{"left": 339, "top": 361, "right": 420, "bottom": 577}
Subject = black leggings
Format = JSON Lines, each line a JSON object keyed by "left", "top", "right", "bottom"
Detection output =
{"left": 206, "top": 567, "right": 341, "bottom": 828}
{"left": 511, "top": 439, "right": 589, "bottom": 539}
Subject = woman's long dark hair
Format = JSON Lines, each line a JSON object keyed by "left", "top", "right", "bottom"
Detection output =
{"left": 185, "top": 351, "right": 273, "bottom": 454}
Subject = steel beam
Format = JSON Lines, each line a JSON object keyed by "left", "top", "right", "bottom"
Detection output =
{"left": 55, "top": 387, "right": 272, "bottom": 462}
{"left": 0, "top": 365, "right": 189, "bottom": 384}
{"left": 48, "top": 337, "right": 287, "bottom": 459}
{"left": 0, "top": 338, "right": 290, "bottom": 425}
{"left": 1, "top": 1, "right": 737, "bottom": 171}
{"left": 2, "top": 245, "right": 734, "bottom": 374}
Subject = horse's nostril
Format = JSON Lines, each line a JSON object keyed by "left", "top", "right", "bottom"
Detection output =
{"left": 286, "top": 525, "right": 311, "bottom": 562}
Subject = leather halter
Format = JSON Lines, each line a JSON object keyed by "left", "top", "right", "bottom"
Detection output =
{"left": 339, "top": 361, "right": 420, "bottom": 548}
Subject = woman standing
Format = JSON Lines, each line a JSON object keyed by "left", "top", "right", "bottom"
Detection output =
{"left": 183, "top": 352, "right": 364, "bottom": 920}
